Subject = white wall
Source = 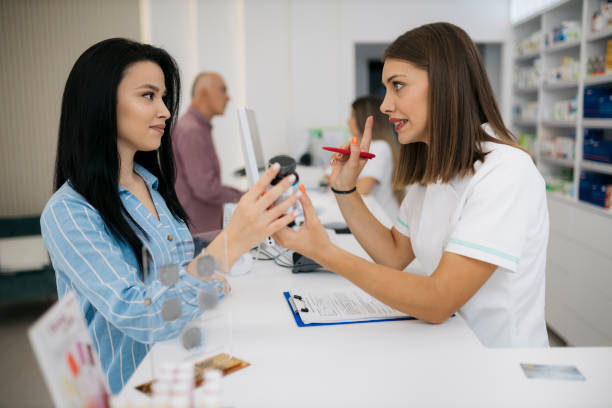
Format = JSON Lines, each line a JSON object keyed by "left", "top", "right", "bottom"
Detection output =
{"left": 243, "top": 0, "right": 292, "bottom": 161}
{"left": 0, "top": 0, "right": 141, "bottom": 216}
{"left": 195, "top": 0, "right": 248, "bottom": 188}
{"left": 149, "top": 0, "right": 511, "bottom": 184}
{"left": 149, "top": 0, "right": 249, "bottom": 187}
{"left": 292, "top": 0, "right": 512, "bottom": 155}
{"left": 149, "top": 0, "right": 198, "bottom": 111}
{"left": 0, "top": 0, "right": 511, "bottom": 216}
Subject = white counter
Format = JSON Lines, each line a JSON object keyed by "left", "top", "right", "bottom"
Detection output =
{"left": 116, "top": 189, "right": 612, "bottom": 407}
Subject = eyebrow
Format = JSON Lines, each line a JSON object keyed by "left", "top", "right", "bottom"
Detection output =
{"left": 136, "top": 84, "right": 166, "bottom": 94}
{"left": 383, "top": 74, "right": 408, "bottom": 84}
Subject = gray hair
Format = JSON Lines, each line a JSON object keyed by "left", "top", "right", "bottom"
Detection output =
{"left": 191, "top": 72, "right": 212, "bottom": 98}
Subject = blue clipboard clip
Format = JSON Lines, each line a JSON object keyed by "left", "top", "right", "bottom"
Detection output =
{"left": 283, "top": 291, "right": 418, "bottom": 327}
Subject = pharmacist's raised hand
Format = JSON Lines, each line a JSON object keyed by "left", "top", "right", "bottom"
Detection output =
{"left": 328, "top": 116, "right": 373, "bottom": 191}
{"left": 223, "top": 162, "right": 300, "bottom": 259}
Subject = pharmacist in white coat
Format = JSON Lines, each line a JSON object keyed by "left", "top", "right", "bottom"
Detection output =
{"left": 274, "top": 22, "right": 549, "bottom": 348}
{"left": 347, "top": 95, "right": 401, "bottom": 221}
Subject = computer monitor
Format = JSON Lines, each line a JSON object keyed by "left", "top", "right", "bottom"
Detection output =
{"left": 237, "top": 107, "right": 266, "bottom": 187}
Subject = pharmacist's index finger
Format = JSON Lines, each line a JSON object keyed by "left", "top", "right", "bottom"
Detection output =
{"left": 361, "top": 116, "right": 373, "bottom": 153}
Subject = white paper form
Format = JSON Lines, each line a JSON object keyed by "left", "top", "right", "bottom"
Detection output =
{"left": 289, "top": 288, "right": 411, "bottom": 324}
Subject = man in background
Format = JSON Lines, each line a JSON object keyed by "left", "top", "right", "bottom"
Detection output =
{"left": 173, "top": 72, "right": 244, "bottom": 234}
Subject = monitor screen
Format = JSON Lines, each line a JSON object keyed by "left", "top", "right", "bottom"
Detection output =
{"left": 237, "top": 107, "right": 266, "bottom": 187}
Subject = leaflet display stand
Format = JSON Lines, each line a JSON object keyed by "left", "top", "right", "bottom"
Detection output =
{"left": 28, "top": 292, "right": 110, "bottom": 407}
{"left": 141, "top": 234, "right": 232, "bottom": 384}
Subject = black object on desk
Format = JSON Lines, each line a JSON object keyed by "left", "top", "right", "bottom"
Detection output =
{"left": 233, "top": 165, "right": 266, "bottom": 177}
{"left": 292, "top": 252, "right": 323, "bottom": 273}
{"left": 233, "top": 167, "right": 247, "bottom": 177}
{"left": 322, "top": 222, "right": 351, "bottom": 234}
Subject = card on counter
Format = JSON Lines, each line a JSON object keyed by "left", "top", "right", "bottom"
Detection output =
{"left": 520, "top": 363, "right": 586, "bottom": 381}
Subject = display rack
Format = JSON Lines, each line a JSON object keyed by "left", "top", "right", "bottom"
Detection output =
{"left": 512, "top": 0, "right": 612, "bottom": 216}
{"left": 512, "top": 0, "right": 612, "bottom": 347}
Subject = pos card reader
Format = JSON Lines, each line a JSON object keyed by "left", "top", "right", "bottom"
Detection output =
{"left": 292, "top": 252, "right": 323, "bottom": 273}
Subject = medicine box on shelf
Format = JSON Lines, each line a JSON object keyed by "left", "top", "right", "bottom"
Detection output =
{"left": 579, "top": 171, "right": 612, "bottom": 209}
{"left": 584, "top": 86, "right": 612, "bottom": 117}
{"left": 584, "top": 129, "right": 612, "bottom": 163}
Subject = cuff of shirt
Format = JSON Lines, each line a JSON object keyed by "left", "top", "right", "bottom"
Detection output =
{"left": 180, "top": 267, "right": 226, "bottom": 302}
{"left": 394, "top": 216, "right": 410, "bottom": 237}
{"left": 445, "top": 237, "right": 520, "bottom": 272}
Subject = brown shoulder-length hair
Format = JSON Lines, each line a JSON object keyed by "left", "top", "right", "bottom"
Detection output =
{"left": 384, "top": 22, "right": 518, "bottom": 185}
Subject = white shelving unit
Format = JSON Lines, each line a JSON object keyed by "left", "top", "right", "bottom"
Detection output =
{"left": 542, "top": 80, "right": 579, "bottom": 90}
{"left": 512, "top": 0, "right": 612, "bottom": 347}
{"left": 513, "top": 0, "right": 612, "bottom": 213}
{"left": 583, "top": 117, "right": 612, "bottom": 127}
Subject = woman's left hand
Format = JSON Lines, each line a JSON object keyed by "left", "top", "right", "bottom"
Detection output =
{"left": 273, "top": 189, "right": 333, "bottom": 260}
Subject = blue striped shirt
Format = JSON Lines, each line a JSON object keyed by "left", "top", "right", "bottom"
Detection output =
{"left": 41, "top": 164, "right": 221, "bottom": 394}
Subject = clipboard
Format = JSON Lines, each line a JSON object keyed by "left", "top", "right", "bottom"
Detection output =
{"left": 283, "top": 291, "right": 417, "bottom": 327}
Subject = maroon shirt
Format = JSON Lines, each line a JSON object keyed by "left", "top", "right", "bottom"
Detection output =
{"left": 173, "top": 106, "right": 243, "bottom": 234}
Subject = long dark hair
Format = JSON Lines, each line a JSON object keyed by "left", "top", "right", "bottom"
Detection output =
{"left": 54, "top": 38, "right": 188, "bottom": 269}
{"left": 384, "top": 22, "right": 518, "bottom": 185}
{"left": 352, "top": 95, "right": 403, "bottom": 203}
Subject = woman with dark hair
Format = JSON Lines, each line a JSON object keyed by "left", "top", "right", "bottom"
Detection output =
{"left": 41, "top": 38, "right": 299, "bottom": 393}
{"left": 347, "top": 95, "right": 401, "bottom": 219}
{"left": 275, "top": 23, "right": 549, "bottom": 348}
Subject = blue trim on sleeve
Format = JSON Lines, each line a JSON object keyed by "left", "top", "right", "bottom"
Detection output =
{"left": 448, "top": 238, "right": 519, "bottom": 264}
{"left": 396, "top": 217, "right": 409, "bottom": 229}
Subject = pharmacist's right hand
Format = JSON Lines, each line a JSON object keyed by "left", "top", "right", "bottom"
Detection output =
{"left": 328, "top": 116, "right": 373, "bottom": 191}
{"left": 225, "top": 163, "right": 299, "bottom": 256}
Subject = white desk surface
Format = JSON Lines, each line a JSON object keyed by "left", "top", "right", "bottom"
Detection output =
{"left": 116, "top": 187, "right": 612, "bottom": 407}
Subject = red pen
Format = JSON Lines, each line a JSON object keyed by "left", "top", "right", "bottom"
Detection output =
{"left": 322, "top": 146, "right": 375, "bottom": 159}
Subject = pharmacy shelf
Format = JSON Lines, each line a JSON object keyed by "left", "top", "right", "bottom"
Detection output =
{"left": 541, "top": 119, "right": 577, "bottom": 128}
{"left": 514, "top": 51, "right": 541, "bottom": 62}
{"left": 580, "top": 160, "right": 612, "bottom": 176}
{"left": 512, "top": 119, "right": 537, "bottom": 127}
{"left": 546, "top": 191, "right": 575, "bottom": 204}
{"left": 513, "top": 0, "right": 612, "bottom": 348}
{"left": 582, "top": 118, "right": 612, "bottom": 128}
{"left": 575, "top": 198, "right": 612, "bottom": 218}
{"left": 540, "top": 155, "right": 575, "bottom": 167}
{"left": 583, "top": 74, "right": 612, "bottom": 86}
{"left": 587, "top": 27, "right": 612, "bottom": 42}
{"left": 514, "top": 0, "right": 582, "bottom": 26}
{"left": 512, "top": 11, "right": 541, "bottom": 27}
{"left": 548, "top": 191, "right": 612, "bottom": 219}
{"left": 542, "top": 80, "right": 578, "bottom": 90}
{"left": 513, "top": 86, "right": 539, "bottom": 94}
{"left": 542, "top": 39, "right": 581, "bottom": 54}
